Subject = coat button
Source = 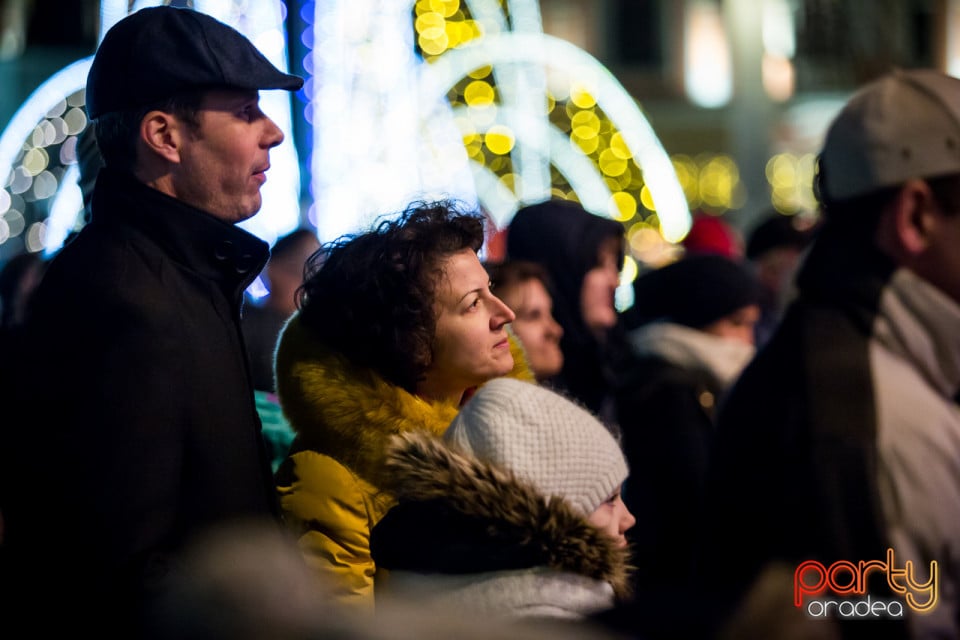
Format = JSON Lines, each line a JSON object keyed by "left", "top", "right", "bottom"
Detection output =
{"left": 699, "top": 391, "right": 715, "bottom": 410}
{"left": 214, "top": 240, "right": 234, "bottom": 261}
{"left": 236, "top": 254, "right": 256, "bottom": 274}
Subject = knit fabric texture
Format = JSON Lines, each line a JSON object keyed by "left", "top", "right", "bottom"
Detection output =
{"left": 444, "top": 378, "right": 628, "bottom": 516}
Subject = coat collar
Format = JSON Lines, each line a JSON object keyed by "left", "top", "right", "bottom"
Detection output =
{"left": 627, "top": 322, "right": 755, "bottom": 391}
{"left": 90, "top": 168, "right": 269, "bottom": 292}
{"left": 874, "top": 268, "right": 960, "bottom": 400}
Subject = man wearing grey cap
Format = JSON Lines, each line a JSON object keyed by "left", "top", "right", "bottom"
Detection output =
{"left": 693, "top": 69, "right": 960, "bottom": 639}
{"left": 0, "top": 6, "right": 303, "bottom": 634}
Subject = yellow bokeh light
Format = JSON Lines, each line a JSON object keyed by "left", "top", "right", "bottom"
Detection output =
{"left": 570, "top": 131, "right": 599, "bottom": 155}
{"left": 570, "top": 84, "right": 597, "bottom": 108}
{"left": 499, "top": 172, "right": 522, "bottom": 194}
{"left": 640, "top": 184, "right": 656, "bottom": 211}
{"left": 599, "top": 149, "right": 628, "bottom": 177}
{"left": 489, "top": 155, "right": 509, "bottom": 173}
{"left": 445, "top": 21, "right": 464, "bottom": 49}
{"left": 468, "top": 65, "right": 492, "bottom": 79}
{"left": 436, "top": 0, "right": 459, "bottom": 18}
{"left": 571, "top": 125, "right": 598, "bottom": 141}
{"left": 570, "top": 109, "right": 600, "bottom": 132}
{"left": 608, "top": 191, "right": 637, "bottom": 221}
{"left": 484, "top": 125, "right": 515, "bottom": 155}
{"left": 462, "top": 131, "right": 483, "bottom": 158}
{"left": 462, "top": 19, "right": 483, "bottom": 40}
{"left": 415, "top": 11, "right": 446, "bottom": 38}
{"left": 609, "top": 132, "right": 632, "bottom": 160}
{"left": 419, "top": 33, "right": 449, "bottom": 56}
{"left": 464, "top": 80, "right": 495, "bottom": 106}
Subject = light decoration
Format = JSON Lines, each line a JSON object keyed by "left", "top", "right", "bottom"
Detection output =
{"left": 684, "top": 0, "right": 732, "bottom": 108}
{"left": 761, "top": 0, "right": 796, "bottom": 102}
{"left": 0, "top": 0, "right": 302, "bottom": 260}
{"left": 310, "top": 0, "right": 479, "bottom": 243}
{"left": 669, "top": 152, "right": 746, "bottom": 214}
{"left": 948, "top": 0, "right": 960, "bottom": 78}
{"left": 310, "top": 0, "right": 691, "bottom": 267}
{"left": 766, "top": 152, "right": 817, "bottom": 214}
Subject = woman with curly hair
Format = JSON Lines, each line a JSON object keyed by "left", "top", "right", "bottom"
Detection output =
{"left": 274, "top": 201, "right": 533, "bottom": 608}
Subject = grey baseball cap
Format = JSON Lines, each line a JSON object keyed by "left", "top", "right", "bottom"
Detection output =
{"left": 818, "top": 68, "right": 960, "bottom": 202}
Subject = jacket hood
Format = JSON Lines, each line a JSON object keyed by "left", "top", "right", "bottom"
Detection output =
{"left": 506, "top": 200, "right": 626, "bottom": 412}
{"left": 371, "top": 431, "right": 632, "bottom": 600}
{"left": 275, "top": 315, "right": 533, "bottom": 484}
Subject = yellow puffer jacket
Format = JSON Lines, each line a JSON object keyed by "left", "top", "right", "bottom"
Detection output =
{"left": 274, "top": 313, "right": 534, "bottom": 610}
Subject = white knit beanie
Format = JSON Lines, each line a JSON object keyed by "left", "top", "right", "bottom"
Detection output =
{"left": 444, "top": 378, "right": 628, "bottom": 515}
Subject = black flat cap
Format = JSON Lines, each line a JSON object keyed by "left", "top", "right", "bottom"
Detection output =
{"left": 86, "top": 6, "right": 304, "bottom": 119}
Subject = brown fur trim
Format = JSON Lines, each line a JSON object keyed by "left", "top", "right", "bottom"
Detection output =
{"left": 382, "top": 431, "right": 633, "bottom": 599}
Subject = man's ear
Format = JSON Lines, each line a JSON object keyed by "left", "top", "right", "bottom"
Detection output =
{"left": 887, "top": 179, "right": 937, "bottom": 257}
{"left": 139, "top": 111, "right": 182, "bottom": 164}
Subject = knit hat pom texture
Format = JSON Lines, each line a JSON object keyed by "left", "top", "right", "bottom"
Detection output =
{"left": 444, "top": 378, "right": 628, "bottom": 516}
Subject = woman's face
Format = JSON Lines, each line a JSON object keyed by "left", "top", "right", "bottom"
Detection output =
{"left": 417, "top": 249, "right": 516, "bottom": 403}
{"left": 580, "top": 236, "right": 622, "bottom": 335}
{"left": 587, "top": 487, "right": 636, "bottom": 548}
{"left": 497, "top": 278, "right": 564, "bottom": 381}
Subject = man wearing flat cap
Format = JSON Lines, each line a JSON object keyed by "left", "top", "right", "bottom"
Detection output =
{"left": 693, "top": 69, "right": 960, "bottom": 639}
{"left": 0, "top": 6, "right": 303, "bottom": 633}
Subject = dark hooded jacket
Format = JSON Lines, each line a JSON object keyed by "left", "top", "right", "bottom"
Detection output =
{"left": 506, "top": 200, "right": 626, "bottom": 419}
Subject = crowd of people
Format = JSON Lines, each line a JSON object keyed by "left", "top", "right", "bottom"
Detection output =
{"left": 0, "top": 5, "right": 957, "bottom": 640}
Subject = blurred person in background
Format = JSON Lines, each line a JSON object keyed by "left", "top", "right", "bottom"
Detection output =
{"left": 370, "top": 378, "right": 635, "bottom": 622}
{"left": 486, "top": 259, "right": 564, "bottom": 382}
{"left": 244, "top": 227, "right": 320, "bottom": 394}
{"left": 614, "top": 254, "right": 761, "bottom": 633}
{"left": 680, "top": 211, "right": 745, "bottom": 259}
{"left": 0, "top": 251, "right": 47, "bottom": 561}
{"left": 0, "top": 7, "right": 303, "bottom": 634}
{"left": 145, "top": 516, "right": 623, "bottom": 640}
{"left": 697, "top": 68, "right": 960, "bottom": 639}
{"left": 0, "top": 252, "right": 46, "bottom": 335}
{"left": 744, "top": 211, "right": 819, "bottom": 347}
{"left": 242, "top": 227, "right": 320, "bottom": 472}
{"left": 506, "top": 200, "right": 626, "bottom": 426}
{"left": 274, "top": 201, "right": 533, "bottom": 610}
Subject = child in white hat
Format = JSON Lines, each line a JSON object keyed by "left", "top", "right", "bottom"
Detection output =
{"left": 370, "top": 378, "right": 635, "bottom": 621}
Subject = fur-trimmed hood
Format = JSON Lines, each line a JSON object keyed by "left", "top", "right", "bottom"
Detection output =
{"left": 371, "top": 431, "right": 632, "bottom": 601}
{"left": 274, "top": 314, "right": 534, "bottom": 484}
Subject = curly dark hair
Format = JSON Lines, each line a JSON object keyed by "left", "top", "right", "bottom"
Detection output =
{"left": 297, "top": 201, "right": 485, "bottom": 393}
